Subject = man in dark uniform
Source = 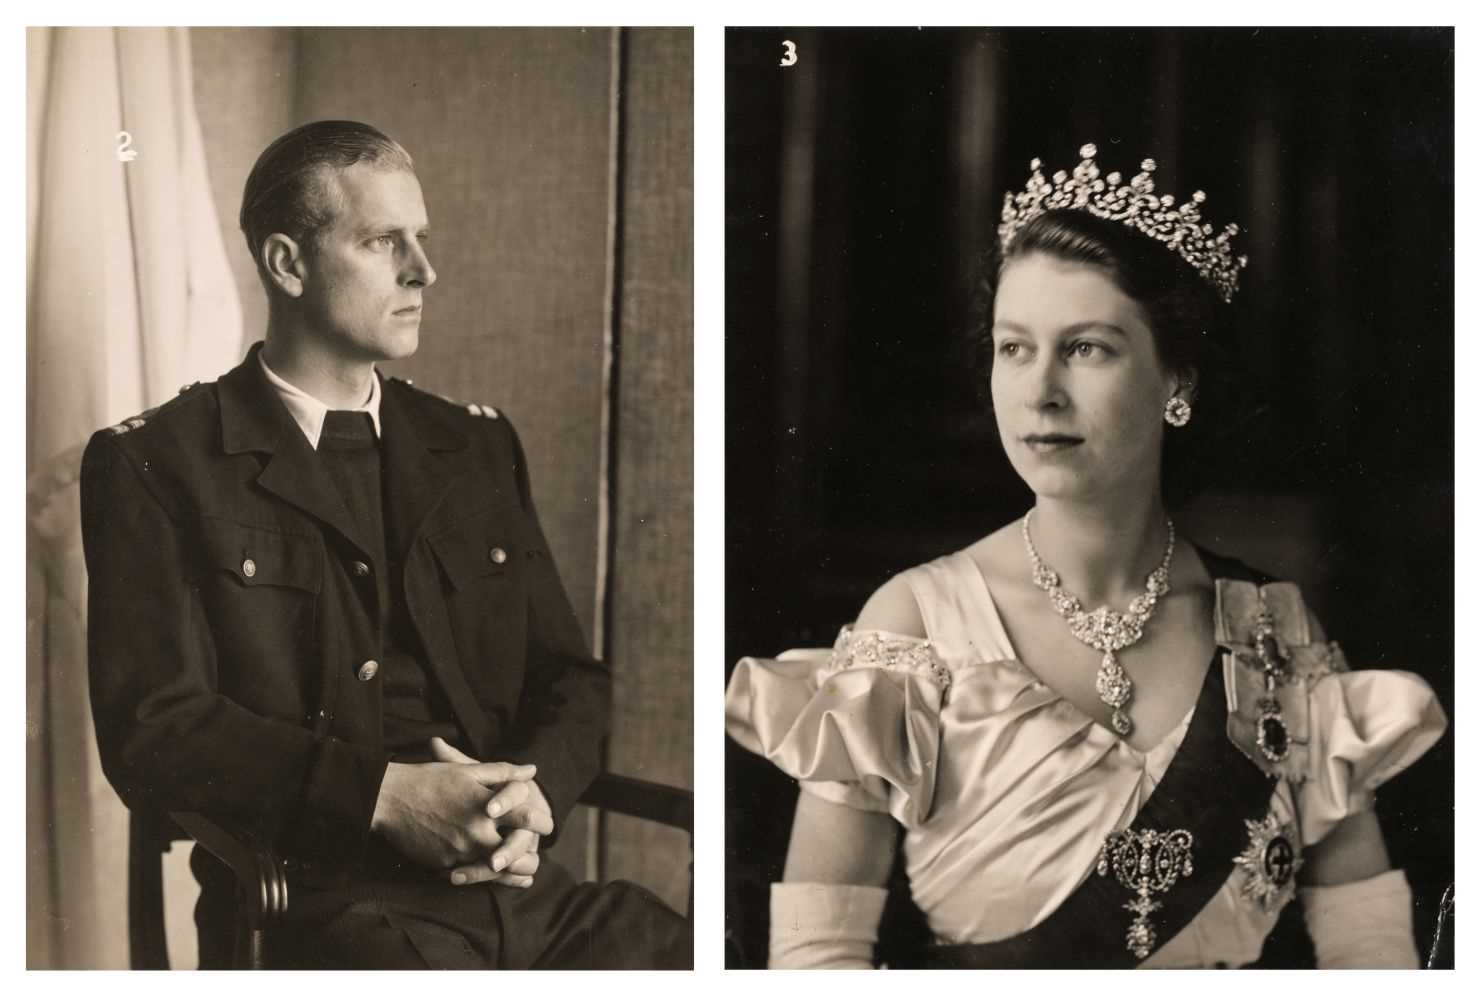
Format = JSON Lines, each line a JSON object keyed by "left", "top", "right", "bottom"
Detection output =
{"left": 80, "top": 120, "right": 689, "bottom": 969}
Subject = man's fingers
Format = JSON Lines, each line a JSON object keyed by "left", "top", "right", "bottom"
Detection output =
{"left": 466, "top": 760, "right": 538, "bottom": 788}
{"left": 489, "top": 829, "right": 540, "bottom": 873}
{"left": 448, "top": 845, "right": 539, "bottom": 887}
{"left": 483, "top": 778, "right": 530, "bottom": 819}
{"left": 450, "top": 861, "right": 499, "bottom": 886}
{"left": 502, "top": 851, "right": 540, "bottom": 877}
{"left": 428, "top": 736, "right": 478, "bottom": 765}
{"left": 500, "top": 803, "right": 555, "bottom": 836}
{"left": 449, "top": 865, "right": 533, "bottom": 888}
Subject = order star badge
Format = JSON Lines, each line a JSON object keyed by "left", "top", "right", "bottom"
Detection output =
{"left": 1233, "top": 813, "right": 1302, "bottom": 911}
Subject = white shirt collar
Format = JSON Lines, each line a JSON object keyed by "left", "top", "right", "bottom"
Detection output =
{"left": 257, "top": 351, "right": 383, "bottom": 450}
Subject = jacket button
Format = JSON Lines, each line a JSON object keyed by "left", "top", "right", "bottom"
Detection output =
{"left": 489, "top": 547, "right": 507, "bottom": 565}
{"left": 350, "top": 560, "right": 371, "bottom": 577}
{"left": 357, "top": 659, "right": 379, "bottom": 682}
{"left": 242, "top": 558, "right": 257, "bottom": 578}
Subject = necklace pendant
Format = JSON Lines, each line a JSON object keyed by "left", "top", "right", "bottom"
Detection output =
{"left": 1096, "top": 652, "right": 1133, "bottom": 707}
{"left": 1023, "top": 512, "right": 1176, "bottom": 746}
{"left": 1096, "top": 652, "right": 1135, "bottom": 735}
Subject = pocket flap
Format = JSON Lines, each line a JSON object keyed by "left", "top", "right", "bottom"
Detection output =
{"left": 427, "top": 519, "right": 515, "bottom": 591}
{"left": 200, "top": 517, "right": 323, "bottom": 593}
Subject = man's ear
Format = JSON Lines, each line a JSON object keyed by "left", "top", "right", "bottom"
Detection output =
{"left": 262, "top": 233, "right": 307, "bottom": 298}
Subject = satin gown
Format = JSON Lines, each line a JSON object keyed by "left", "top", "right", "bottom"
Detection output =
{"left": 725, "top": 550, "right": 1446, "bottom": 968}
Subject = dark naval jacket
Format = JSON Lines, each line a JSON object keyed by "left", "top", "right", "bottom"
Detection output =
{"left": 80, "top": 345, "right": 609, "bottom": 881}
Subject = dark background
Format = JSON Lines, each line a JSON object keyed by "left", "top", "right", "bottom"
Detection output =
{"left": 725, "top": 26, "right": 1454, "bottom": 968}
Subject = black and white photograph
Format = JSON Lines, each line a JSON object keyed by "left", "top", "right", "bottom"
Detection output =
{"left": 26, "top": 25, "right": 693, "bottom": 969}
{"left": 724, "top": 26, "right": 1454, "bottom": 969}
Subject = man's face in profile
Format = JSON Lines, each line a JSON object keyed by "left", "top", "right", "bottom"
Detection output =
{"left": 297, "top": 161, "right": 435, "bottom": 364}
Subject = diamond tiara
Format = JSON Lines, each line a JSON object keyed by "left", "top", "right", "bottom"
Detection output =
{"left": 997, "top": 143, "right": 1249, "bottom": 303}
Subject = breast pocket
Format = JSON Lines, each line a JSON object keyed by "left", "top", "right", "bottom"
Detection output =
{"left": 197, "top": 517, "right": 323, "bottom": 709}
{"left": 200, "top": 517, "right": 324, "bottom": 593}
{"left": 425, "top": 512, "right": 529, "bottom": 700}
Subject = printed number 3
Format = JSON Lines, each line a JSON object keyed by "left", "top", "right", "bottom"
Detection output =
{"left": 780, "top": 40, "right": 797, "bottom": 67}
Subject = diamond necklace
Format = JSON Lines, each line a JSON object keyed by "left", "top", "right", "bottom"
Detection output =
{"left": 1020, "top": 512, "right": 1176, "bottom": 738}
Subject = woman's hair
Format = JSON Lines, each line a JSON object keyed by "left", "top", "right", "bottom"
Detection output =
{"left": 239, "top": 120, "right": 415, "bottom": 273}
{"left": 966, "top": 208, "right": 1249, "bottom": 505}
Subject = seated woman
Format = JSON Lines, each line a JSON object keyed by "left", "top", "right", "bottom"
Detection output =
{"left": 725, "top": 144, "right": 1447, "bottom": 969}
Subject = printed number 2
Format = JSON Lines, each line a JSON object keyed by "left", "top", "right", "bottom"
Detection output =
{"left": 116, "top": 131, "right": 138, "bottom": 162}
{"left": 780, "top": 40, "right": 797, "bottom": 67}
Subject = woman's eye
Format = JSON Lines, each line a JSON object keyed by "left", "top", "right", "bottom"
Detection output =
{"left": 1069, "top": 341, "right": 1109, "bottom": 360}
{"left": 997, "top": 342, "right": 1025, "bottom": 359}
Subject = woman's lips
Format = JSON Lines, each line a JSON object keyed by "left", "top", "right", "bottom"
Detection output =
{"left": 1023, "top": 434, "right": 1083, "bottom": 453}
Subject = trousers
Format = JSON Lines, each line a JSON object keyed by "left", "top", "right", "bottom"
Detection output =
{"left": 193, "top": 840, "right": 691, "bottom": 969}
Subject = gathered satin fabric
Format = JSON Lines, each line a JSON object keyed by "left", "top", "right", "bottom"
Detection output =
{"left": 725, "top": 551, "right": 1447, "bottom": 968}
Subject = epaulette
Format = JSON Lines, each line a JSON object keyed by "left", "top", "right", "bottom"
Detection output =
{"left": 103, "top": 381, "right": 205, "bottom": 436}
{"left": 388, "top": 375, "right": 502, "bottom": 420}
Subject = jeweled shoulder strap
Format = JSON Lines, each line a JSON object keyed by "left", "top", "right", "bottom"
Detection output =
{"left": 922, "top": 549, "right": 1276, "bottom": 969}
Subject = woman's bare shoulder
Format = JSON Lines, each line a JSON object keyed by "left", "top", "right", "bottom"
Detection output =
{"left": 857, "top": 521, "right": 1028, "bottom": 637}
{"left": 855, "top": 573, "right": 926, "bottom": 637}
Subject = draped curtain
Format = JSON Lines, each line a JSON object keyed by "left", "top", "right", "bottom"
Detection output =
{"left": 27, "top": 26, "right": 244, "bottom": 969}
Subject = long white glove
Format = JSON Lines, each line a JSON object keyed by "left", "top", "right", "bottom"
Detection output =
{"left": 769, "top": 882, "right": 888, "bottom": 969}
{"left": 1301, "top": 868, "right": 1420, "bottom": 968}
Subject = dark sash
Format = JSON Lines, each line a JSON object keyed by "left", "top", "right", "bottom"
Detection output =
{"left": 923, "top": 552, "right": 1275, "bottom": 969}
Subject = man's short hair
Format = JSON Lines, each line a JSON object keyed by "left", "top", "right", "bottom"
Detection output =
{"left": 239, "top": 120, "right": 414, "bottom": 271}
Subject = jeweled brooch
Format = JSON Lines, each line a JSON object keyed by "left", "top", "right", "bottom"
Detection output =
{"left": 1097, "top": 827, "right": 1195, "bottom": 960}
{"left": 1250, "top": 607, "right": 1292, "bottom": 764}
{"left": 1232, "top": 812, "right": 1302, "bottom": 911}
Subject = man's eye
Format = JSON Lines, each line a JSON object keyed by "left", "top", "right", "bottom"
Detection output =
{"left": 371, "top": 235, "right": 396, "bottom": 249}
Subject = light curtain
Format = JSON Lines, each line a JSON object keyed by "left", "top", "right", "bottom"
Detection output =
{"left": 27, "top": 26, "right": 244, "bottom": 969}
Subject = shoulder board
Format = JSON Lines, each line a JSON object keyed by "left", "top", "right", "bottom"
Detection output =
{"left": 103, "top": 381, "right": 207, "bottom": 436}
{"left": 388, "top": 376, "right": 502, "bottom": 420}
{"left": 104, "top": 402, "right": 167, "bottom": 436}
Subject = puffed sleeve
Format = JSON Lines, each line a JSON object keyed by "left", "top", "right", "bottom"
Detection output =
{"left": 1291, "top": 601, "right": 1447, "bottom": 845}
{"left": 1298, "top": 665, "right": 1447, "bottom": 846}
{"left": 725, "top": 627, "right": 951, "bottom": 827}
{"left": 1216, "top": 579, "right": 1447, "bottom": 846}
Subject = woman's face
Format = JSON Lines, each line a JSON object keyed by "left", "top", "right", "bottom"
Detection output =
{"left": 990, "top": 252, "right": 1178, "bottom": 505}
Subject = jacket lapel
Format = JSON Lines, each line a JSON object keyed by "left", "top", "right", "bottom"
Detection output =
{"left": 217, "top": 345, "right": 378, "bottom": 562}
{"left": 377, "top": 376, "right": 466, "bottom": 564}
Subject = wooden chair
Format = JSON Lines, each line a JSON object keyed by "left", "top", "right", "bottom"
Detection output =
{"left": 128, "top": 773, "right": 694, "bottom": 969}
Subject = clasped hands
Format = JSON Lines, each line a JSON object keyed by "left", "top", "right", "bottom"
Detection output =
{"left": 372, "top": 736, "right": 553, "bottom": 889}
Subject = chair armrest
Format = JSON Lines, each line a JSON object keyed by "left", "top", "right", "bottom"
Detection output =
{"left": 170, "top": 811, "right": 289, "bottom": 928}
{"left": 578, "top": 773, "right": 693, "bottom": 833}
